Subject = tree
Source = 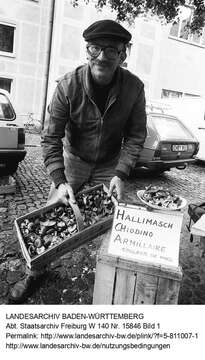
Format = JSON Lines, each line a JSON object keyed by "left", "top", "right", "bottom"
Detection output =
{"left": 71, "top": 0, "right": 205, "bottom": 34}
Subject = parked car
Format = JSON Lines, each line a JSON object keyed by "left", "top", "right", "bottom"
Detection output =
{"left": 135, "top": 103, "right": 199, "bottom": 173}
{"left": 153, "top": 97, "right": 205, "bottom": 161}
{"left": 0, "top": 89, "right": 26, "bottom": 176}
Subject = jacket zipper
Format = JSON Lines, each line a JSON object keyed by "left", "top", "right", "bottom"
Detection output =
{"left": 87, "top": 95, "right": 117, "bottom": 162}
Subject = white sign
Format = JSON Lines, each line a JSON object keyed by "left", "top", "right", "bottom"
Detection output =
{"left": 108, "top": 204, "right": 183, "bottom": 267}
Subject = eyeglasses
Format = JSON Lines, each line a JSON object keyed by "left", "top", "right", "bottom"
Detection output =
{"left": 86, "top": 44, "right": 122, "bottom": 60}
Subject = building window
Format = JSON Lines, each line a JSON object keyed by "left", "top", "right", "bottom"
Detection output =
{"left": 0, "top": 23, "right": 16, "bottom": 55}
{"left": 161, "top": 89, "right": 183, "bottom": 99}
{"left": 169, "top": 6, "right": 205, "bottom": 47}
{"left": 161, "top": 89, "right": 200, "bottom": 99}
{"left": 0, "top": 77, "right": 12, "bottom": 92}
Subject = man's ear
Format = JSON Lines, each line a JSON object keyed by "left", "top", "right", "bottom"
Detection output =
{"left": 119, "top": 51, "right": 127, "bottom": 65}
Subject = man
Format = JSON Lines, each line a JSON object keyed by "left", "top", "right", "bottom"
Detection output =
{"left": 42, "top": 19, "right": 147, "bottom": 206}
{"left": 9, "top": 19, "right": 147, "bottom": 303}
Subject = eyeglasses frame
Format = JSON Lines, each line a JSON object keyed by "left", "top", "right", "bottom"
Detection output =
{"left": 86, "top": 43, "right": 124, "bottom": 60}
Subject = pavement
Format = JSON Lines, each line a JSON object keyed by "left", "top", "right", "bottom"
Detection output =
{"left": 0, "top": 133, "right": 205, "bottom": 305}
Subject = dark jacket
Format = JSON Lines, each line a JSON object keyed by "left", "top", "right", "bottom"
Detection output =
{"left": 41, "top": 64, "right": 147, "bottom": 177}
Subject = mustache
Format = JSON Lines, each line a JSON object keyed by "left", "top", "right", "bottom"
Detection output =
{"left": 93, "top": 60, "right": 111, "bottom": 67}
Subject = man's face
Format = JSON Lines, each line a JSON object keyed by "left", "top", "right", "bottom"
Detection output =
{"left": 86, "top": 38, "right": 125, "bottom": 85}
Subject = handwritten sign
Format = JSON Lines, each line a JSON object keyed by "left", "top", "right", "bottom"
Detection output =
{"left": 108, "top": 204, "right": 183, "bottom": 267}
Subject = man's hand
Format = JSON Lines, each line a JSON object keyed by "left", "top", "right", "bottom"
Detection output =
{"left": 108, "top": 176, "right": 124, "bottom": 200}
{"left": 57, "top": 183, "right": 76, "bottom": 205}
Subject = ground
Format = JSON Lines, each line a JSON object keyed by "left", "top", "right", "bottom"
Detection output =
{"left": 0, "top": 133, "right": 205, "bottom": 304}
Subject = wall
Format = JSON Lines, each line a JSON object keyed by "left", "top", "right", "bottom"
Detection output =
{"left": 153, "top": 26, "right": 205, "bottom": 98}
{"left": 0, "top": 0, "right": 52, "bottom": 123}
{"left": 47, "top": 0, "right": 159, "bottom": 101}
{"left": 48, "top": 1, "right": 205, "bottom": 104}
{"left": 127, "top": 18, "right": 162, "bottom": 99}
{"left": 1, "top": 0, "right": 205, "bottom": 121}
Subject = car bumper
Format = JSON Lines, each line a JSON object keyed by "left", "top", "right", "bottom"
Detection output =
{"left": 137, "top": 157, "right": 197, "bottom": 169}
{"left": 0, "top": 149, "right": 26, "bottom": 163}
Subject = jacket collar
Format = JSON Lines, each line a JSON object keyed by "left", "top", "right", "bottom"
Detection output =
{"left": 82, "top": 64, "right": 122, "bottom": 102}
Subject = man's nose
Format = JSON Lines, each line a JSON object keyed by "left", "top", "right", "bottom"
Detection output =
{"left": 97, "top": 49, "right": 107, "bottom": 60}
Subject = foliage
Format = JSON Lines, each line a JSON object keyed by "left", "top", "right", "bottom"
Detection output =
{"left": 71, "top": 0, "right": 205, "bottom": 33}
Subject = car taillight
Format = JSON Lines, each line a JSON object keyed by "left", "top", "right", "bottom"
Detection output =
{"left": 18, "top": 128, "right": 25, "bottom": 149}
{"left": 154, "top": 144, "right": 161, "bottom": 158}
{"left": 161, "top": 143, "right": 171, "bottom": 151}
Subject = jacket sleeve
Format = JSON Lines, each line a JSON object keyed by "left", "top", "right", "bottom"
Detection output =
{"left": 41, "top": 82, "right": 69, "bottom": 176}
{"left": 115, "top": 84, "right": 147, "bottom": 177}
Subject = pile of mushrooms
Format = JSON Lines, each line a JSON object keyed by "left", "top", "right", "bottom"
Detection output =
{"left": 76, "top": 188, "right": 114, "bottom": 227}
{"left": 20, "top": 204, "right": 77, "bottom": 257}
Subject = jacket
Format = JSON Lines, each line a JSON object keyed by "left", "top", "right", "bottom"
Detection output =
{"left": 41, "top": 64, "right": 147, "bottom": 177}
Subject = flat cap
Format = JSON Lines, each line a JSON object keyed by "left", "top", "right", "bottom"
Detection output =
{"left": 83, "top": 19, "right": 131, "bottom": 44}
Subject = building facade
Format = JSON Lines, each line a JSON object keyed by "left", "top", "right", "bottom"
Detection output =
{"left": 0, "top": 0, "right": 205, "bottom": 123}
{"left": 0, "top": 0, "right": 53, "bottom": 124}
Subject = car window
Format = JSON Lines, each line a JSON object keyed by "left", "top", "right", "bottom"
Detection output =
{"left": 0, "top": 93, "right": 16, "bottom": 121}
{"left": 151, "top": 115, "right": 193, "bottom": 140}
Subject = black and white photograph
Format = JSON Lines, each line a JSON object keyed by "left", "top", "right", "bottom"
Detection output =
{"left": 0, "top": 0, "right": 205, "bottom": 358}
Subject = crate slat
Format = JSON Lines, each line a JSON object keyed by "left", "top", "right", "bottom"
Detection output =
{"left": 92, "top": 262, "right": 115, "bottom": 304}
{"left": 113, "top": 268, "right": 136, "bottom": 304}
{"left": 155, "top": 277, "right": 181, "bottom": 304}
{"left": 134, "top": 273, "right": 159, "bottom": 304}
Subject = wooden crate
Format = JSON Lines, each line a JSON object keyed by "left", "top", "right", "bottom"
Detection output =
{"left": 93, "top": 233, "right": 183, "bottom": 305}
{"left": 0, "top": 176, "right": 16, "bottom": 194}
{"left": 15, "top": 184, "right": 117, "bottom": 270}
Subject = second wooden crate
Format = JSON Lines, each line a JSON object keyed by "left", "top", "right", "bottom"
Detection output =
{"left": 93, "top": 233, "right": 182, "bottom": 305}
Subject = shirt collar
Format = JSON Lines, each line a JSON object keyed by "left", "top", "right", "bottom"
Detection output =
{"left": 83, "top": 64, "right": 121, "bottom": 100}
